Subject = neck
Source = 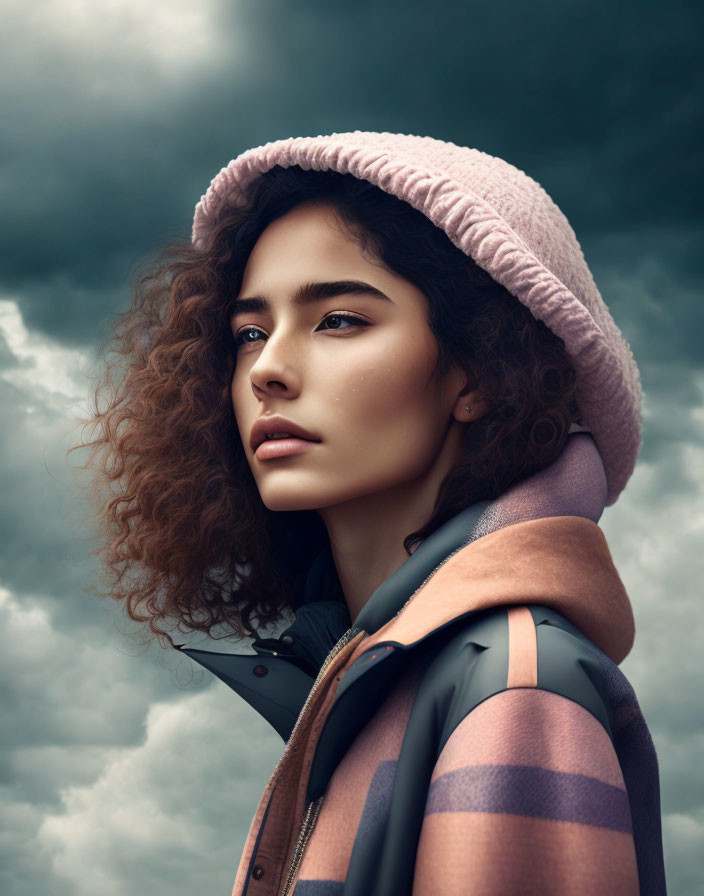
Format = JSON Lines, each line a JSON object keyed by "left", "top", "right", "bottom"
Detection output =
{"left": 317, "top": 425, "right": 464, "bottom": 623}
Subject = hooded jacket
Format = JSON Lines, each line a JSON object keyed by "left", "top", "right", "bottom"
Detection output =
{"left": 176, "top": 435, "right": 666, "bottom": 896}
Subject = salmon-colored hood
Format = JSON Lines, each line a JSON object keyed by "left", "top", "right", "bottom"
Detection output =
{"left": 352, "top": 512, "right": 634, "bottom": 667}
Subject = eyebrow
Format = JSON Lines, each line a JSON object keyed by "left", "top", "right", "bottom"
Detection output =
{"left": 229, "top": 279, "right": 393, "bottom": 320}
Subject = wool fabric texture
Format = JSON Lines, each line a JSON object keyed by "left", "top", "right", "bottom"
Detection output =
{"left": 192, "top": 130, "right": 642, "bottom": 505}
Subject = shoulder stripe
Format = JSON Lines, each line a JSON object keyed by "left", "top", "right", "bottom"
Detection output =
{"left": 506, "top": 605, "right": 537, "bottom": 688}
{"left": 425, "top": 763, "right": 633, "bottom": 833}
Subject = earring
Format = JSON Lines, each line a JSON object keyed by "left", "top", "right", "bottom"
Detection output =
{"left": 465, "top": 405, "right": 472, "bottom": 413}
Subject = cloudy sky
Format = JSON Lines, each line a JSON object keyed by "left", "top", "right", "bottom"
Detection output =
{"left": 1, "top": 0, "right": 702, "bottom": 893}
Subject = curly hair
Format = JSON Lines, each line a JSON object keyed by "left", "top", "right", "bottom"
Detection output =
{"left": 70, "top": 165, "right": 581, "bottom": 649}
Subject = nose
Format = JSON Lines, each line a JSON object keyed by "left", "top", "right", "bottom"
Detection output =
{"left": 248, "top": 331, "right": 302, "bottom": 401}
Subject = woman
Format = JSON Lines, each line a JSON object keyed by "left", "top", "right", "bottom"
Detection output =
{"left": 78, "top": 132, "right": 666, "bottom": 894}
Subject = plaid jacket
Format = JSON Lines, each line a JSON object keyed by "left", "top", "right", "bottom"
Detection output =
{"left": 178, "top": 508, "right": 667, "bottom": 896}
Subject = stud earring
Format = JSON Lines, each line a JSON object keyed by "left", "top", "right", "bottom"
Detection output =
{"left": 465, "top": 405, "right": 472, "bottom": 413}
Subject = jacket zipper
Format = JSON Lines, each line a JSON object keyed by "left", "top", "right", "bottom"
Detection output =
{"left": 276, "top": 542, "right": 469, "bottom": 895}
{"left": 275, "top": 625, "right": 362, "bottom": 896}
{"left": 279, "top": 794, "right": 325, "bottom": 896}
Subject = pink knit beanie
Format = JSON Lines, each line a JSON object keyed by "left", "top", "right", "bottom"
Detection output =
{"left": 192, "top": 130, "right": 642, "bottom": 506}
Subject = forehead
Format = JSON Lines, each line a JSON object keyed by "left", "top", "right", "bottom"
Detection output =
{"left": 235, "top": 201, "right": 427, "bottom": 314}
{"left": 239, "top": 202, "right": 369, "bottom": 283}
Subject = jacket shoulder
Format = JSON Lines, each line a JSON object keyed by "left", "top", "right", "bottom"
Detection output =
{"left": 419, "top": 603, "right": 615, "bottom": 760}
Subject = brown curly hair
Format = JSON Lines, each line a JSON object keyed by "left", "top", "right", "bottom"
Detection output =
{"left": 70, "top": 165, "right": 581, "bottom": 649}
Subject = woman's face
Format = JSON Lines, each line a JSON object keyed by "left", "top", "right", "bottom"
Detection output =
{"left": 230, "top": 200, "right": 473, "bottom": 513}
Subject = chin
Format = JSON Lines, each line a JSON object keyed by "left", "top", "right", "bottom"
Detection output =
{"left": 257, "top": 478, "right": 366, "bottom": 513}
{"left": 261, "top": 496, "right": 319, "bottom": 513}
{"left": 257, "top": 486, "right": 325, "bottom": 513}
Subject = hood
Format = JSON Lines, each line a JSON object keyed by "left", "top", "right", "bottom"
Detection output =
{"left": 348, "top": 510, "right": 633, "bottom": 665}
{"left": 175, "top": 430, "right": 635, "bottom": 742}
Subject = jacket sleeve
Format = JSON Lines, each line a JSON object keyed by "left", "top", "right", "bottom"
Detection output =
{"left": 411, "top": 687, "right": 640, "bottom": 895}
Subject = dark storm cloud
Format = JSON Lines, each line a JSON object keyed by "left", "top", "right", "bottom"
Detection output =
{"left": 1, "top": 0, "right": 701, "bottom": 360}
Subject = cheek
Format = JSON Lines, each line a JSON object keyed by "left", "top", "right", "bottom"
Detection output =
{"left": 231, "top": 359, "right": 253, "bottom": 406}
{"left": 230, "top": 372, "right": 240, "bottom": 407}
{"left": 339, "top": 333, "right": 441, "bottom": 444}
{"left": 230, "top": 373, "right": 250, "bottom": 443}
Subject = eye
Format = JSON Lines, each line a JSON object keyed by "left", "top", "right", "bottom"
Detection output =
{"left": 233, "top": 312, "right": 369, "bottom": 349}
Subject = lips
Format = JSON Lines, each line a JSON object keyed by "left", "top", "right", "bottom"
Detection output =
{"left": 250, "top": 415, "right": 321, "bottom": 452}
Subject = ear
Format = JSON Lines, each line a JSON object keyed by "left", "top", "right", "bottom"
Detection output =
{"left": 452, "top": 388, "right": 491, "bottom": 423}
{"left": 452, "top": 369, "right": 491, "bottom": 423}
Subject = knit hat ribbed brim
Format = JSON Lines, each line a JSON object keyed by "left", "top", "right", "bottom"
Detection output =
{"left": 192, "top": 131, "right": 642, "bottom": 506}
